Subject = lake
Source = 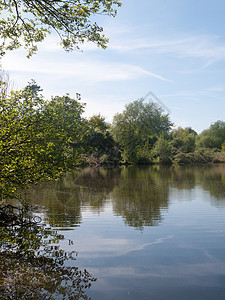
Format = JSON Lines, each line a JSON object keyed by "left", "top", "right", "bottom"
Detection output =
{"left": 29, "top": 164, "right": 225, "bottom": 300}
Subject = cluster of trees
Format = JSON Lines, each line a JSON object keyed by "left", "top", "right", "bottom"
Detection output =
{"left": 111, "top": 99, "right": 172, "bottom": 163}
{"left": 111, "top": 99, "right": 225, "bottom": 165}
{"left": 0, "top": 79, "right": 83, "bottom": 201}
{"left": 0, "top": 78, "right": 120, "bottom": 203}
{"left": 0, "top": 0, "right": 224, "bottom": 203}
{"left": 153, "top": 122, "right": 225, "bottom": 165}
{"left": 1, "top": 77, "right": 225, "bottom": 204}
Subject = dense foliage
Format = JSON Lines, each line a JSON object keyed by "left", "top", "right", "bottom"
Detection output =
{"left": 0, "top": 79, "right": 86, "bottom": 202}
{"left": 111, "top": 99, "right": 172, "bottom": 163}
{"left": 198, "top": 120, "right": 225, "bottom": 150}
{"left": 1, "top": 79, "right": 225, "bottom": 204}
{"left": 84, "top": 114, "right": 121, "bottom": 165}
{"left": 0, "top": 0, "right": 122, "bottom": 57}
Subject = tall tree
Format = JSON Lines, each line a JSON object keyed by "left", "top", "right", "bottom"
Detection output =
{"left": 0, "top": 80, "right": 85, "bottom": 202}
{"left": 0, "top": 0, "right": 122, "bottom": 57}
{"left": 111, "top": 99, "right": 172, "bottom": 163}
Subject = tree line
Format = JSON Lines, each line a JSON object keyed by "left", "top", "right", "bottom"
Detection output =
{"left": 111, "top": 98, "right": 225, "bottom": 165}
{"left": 1, "top": 78, "right": 225, "bottom": 203}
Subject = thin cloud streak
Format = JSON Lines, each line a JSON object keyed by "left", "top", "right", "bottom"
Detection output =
{"left": 109, "top": 33, "right": 225, "bottom": 65}
{"left": 26, "top": 26, "right": 225, "bottom": 66}
{"left": 161, "top": 86, "right": 225, "bottom": 100}
{"left": 3, "top": 54, "right": 172, "bottom": 83}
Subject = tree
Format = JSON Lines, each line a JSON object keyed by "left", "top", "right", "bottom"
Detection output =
{"left": 198, "top": 120, "right": 225, "bottom": 150}
{"left": 153, "top": 135, "right": 173, "bottom": 164}
{"left": 222, "top": 142, "right": 225, "bottom": 152}
{"left": 83, "top": 114, "right": 121, "bottom": 165}
{"left": 88, "top": 114, "right": 109, "bottom": 133}
{"left": 171, "top": 127, "right": 197, "bottom": 154}
{"left": 111, "top": 99, "right": 172, "bottom": 163}
{"left": 0, "top": 80, "right": 85, "bottom": 202}
{"left": 43, "top": 92, "right": 86, "bottom": 164}
{"left": 0, "top": 0, "right": 122, "bottom": 57}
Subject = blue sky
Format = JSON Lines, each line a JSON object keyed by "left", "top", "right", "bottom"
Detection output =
{"left": 2, "top": 0, "right": 225, "bottom": 133}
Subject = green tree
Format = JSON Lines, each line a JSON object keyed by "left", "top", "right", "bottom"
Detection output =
{"left": 222, "top": 142, "right": 225, "bottom": 152}
{"left": 0, "top": 80, "right": 85, "bottom": 202}
{"left": 171, "top": 127, "right": 197, "bottom": 154}
{"left": 88, "top": 114, "right": 109, "bottom": 133}
{"left": 43, "top": 92, "right": 86, "bottom": 164}
{"left": 111, "top": 99, "right": 172, "bottom": 163}
{"left": 153, "top": 135, "right": 173, "bottom": 164}
{"left": 198, "top": 120, "right": 225, "bottom": 150}
{"left": 84, "top": 114, "right": 120, "bottom": 165}
{"left": 0, "top": 0, "right": 122, "bottom": 57}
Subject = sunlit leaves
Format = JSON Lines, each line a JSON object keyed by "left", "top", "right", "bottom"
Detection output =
{"left": 198, "top": 120, "right": 225, "bottom": 150}
{"left": 111, "top": 99, "right": 172, "bottom": 163}
{"left": 0, "top": 80, "right": 86, "bottom": 202}
{"left": 0, "top": 0, "right": 122, "bottom": 57}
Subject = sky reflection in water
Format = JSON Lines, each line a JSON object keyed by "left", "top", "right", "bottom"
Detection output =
{"left": 30, "top": 165, "right": 225, "bottom": 300}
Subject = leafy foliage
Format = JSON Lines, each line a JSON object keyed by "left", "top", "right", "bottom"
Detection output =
{"left": 198, "top": 120, "right": 225, "bottom": 150}
{"left": 0, "top": 0, "right": 122, "bottom": 57}
{"left": 0, "top": 80, "right": 85, "bottom": 202}
{"left": 171, "top": 127, "right": 197, "bottom": 154}
{"left": 153, "top": 135, "right": 173, "bottom": 164}
{"left": 1, "top": 77, "right": 225, "bottom": 210}
{"left": 111, "top": 99, "right": 172, "bottom": 163}
{"left": 222, "top": 142, "right": 225, "bottom": 152}
{"left": 84, "top": 114, "right": 121, "bottom": 165}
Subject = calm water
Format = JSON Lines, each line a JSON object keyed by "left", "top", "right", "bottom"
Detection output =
{"left": 30, "top": 164, "right": 225, "bottom": 300}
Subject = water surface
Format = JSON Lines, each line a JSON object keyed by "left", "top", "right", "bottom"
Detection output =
{"left": 30, "top": 165, "right": 225, "bottom": 300}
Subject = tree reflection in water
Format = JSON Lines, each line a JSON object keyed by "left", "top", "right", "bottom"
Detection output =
{"left": 26, "top": 165, "right": 225, "bottom": 232}
{"left": 28, "top": 167, "right": 121, "bottom": 228}
{"left": 169, "top": 164, "right": 225, "bottom": 206}
{"left": 112, "top": 166, "right": 170, "bottom": 230}
{"left": 0, "top": 205, "right": 96, "bottom": 299}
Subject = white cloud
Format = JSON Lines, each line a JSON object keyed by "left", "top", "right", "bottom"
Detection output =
{"left": 109, "top": 33, "right": 225, "bottom": 65}
{"left": 76, "top": 234, "right": 173, "bottom": 259}
{"left": 2, "top": 51, "right": 172, "bottom": 83}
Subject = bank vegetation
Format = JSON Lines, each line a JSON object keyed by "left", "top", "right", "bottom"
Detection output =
{"left": 1, "top": 78, "right": 225, "bottom": 203}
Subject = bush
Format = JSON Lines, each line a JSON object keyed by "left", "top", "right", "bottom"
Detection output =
{"left": 153, "top": 136, "right": 173, "bottom": 165}
{"left": 212, "top": 152, "right": 225, "bottom": 163}
{"left": 136, "top": 147, "right": 153, "bottom": 165}
{"left": 174, "top": 152, "right": 191, "bottom": 164}
{"left": 174, "top": 149, "right": 214, "bottom": 164}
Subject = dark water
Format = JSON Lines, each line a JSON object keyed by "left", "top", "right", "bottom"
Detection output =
{"left": 30, "top": 164, "right": 225, "bottom": 300}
